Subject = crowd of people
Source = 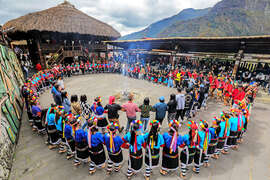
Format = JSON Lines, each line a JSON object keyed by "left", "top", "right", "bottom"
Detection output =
{"left": 21, "top": 59, "right": 258, "bottom": 179}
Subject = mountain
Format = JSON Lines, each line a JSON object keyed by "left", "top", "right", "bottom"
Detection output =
{"left": 158, "top": 0, "right": 270, "bottom": 37}
{"left": 119, "top": 8, "right": 211, "bottom": 40}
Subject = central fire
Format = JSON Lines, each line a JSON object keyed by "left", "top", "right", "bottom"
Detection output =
{"left": 114, "top": 89, "right": 143, "bottom": 103}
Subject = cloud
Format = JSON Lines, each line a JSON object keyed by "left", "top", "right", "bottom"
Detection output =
{"left": 0, "top": 0, "right": 221, "bottom": 35}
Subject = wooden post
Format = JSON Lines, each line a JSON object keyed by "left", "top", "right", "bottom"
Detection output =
{"left": 105, "top": 51, "right": 108, "bottom": 61}
{"left": 232, "top": 50, "right": 244, "bottom": 78}
{"left": 36, "top": 40, "right": 46, "bottom": 69}
{"left": 170, "top": 53, "right": 174, "bottom": 68}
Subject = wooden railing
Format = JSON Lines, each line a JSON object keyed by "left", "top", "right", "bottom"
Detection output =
{"left": 46, "top": 45, "right": 89, "bottom": 67}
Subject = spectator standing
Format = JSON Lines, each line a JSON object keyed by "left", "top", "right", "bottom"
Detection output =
{"left": 175, "top": 88, "right": 185, "bottom": 122}
{"left": 71, "top": 95, "right": 82, "bottom": 115}
{"left": 184, "top": 88, "right": 193, "bottom": 119}
{"left": 80, "top": 95, "right": 92, "bottom": 120}
{"left": 121, "top": 94, "right": 141, "bottom": 133}
{"left": 139, "top": 97, "right": 154, "bottom": 132}
{"left": 54, "top": 85, "right": 62, "bottom": 106}
{"left": 104, "top": 96, "right": 124, "bottom": 133}
{"left": 153, "top": 96, "right": 167, "bottom": 125}
{"left": 57, "top": 76, "right": 65, "bottom": 90}
{"left": 62, "top": 91, "right": 71, "bottom": 113}
{"left": 167, "top": 94, "right": 177, "bottom": 123}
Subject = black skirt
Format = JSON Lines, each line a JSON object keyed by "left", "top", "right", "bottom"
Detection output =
{"left": 97, "top": 117, "right": 108, "bottom": 128}
{"left": 216, "top": 137, "right": 226, "bottom": 150}
{"left": 33, "top": 116, "right": 44, "bottom": 131}
{"left": 47, "top": 125, "right": 60, "bottom": 145}
{"left": 66, "top": 138, "right": 75, "bottom": 152}
{"left": 162, "top": 146, "right": 179, "bottom": 170}
{"left": 207, "top": 139, "right": 218, "bottom": 155}
{"left": 145, "top": 148, "right": 160, "bottom": 168}
{"left": 75, "top": 141, "right": 89, "bottom": 161}
{"left": 194, "top": 148, "right": 204, "bottom": 166}
{"left": 180, "top": 147, "right": 196, "bottom": 166}
{"left": 129, "top": 149, "right": 143, "bottom": 172}
{"left": 108, "top": 149, "right": 123, "bottom": 164}
{"left": 89, "top": 143, "right": 106, "bottom": 166}
{"left": 227, "top": 131, "right": 238, "bottom": 146}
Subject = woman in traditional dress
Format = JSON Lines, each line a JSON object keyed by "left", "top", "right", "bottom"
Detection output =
{"left": 74, "top": 128, "right": 89, "bottom": 166}
{"left": 55, "top": 107, "right": 67, "bottom": 153}
{"left": 180, "top": 121, "right": 198, "bottom": 179}
{"left": 143, "top": 120, "right": 164, "bottom": 180}
{"left": 160, "top": 120, "right": 183, "bottom": 175}
{"left": 31, "top": 100, "right": 46, "bottom": 133}
{"left": 122, "top": 120, "right": 145, "bottom": 179}
{"left": 64, "top": 117, "right": 76, "bottom": 159}
{"left": 87, "top": 120, "right": 106, "bottom": 174}
{"left": 204, "top": 118, "right": 220, "bottom": 167}
{"left": 193, "top": 120, "right": 211, "bottom": 174}
{"left": 214, "top": 112, "right": 231, "bottom": 158}
{"left": 91, "top": 97, "right": 108, "bottom": 133}
{"left": 104, "top": 122, "right": 124, "bottom": 174}
{"left": 46, "top": 108, "right": 61, "bottom": 149}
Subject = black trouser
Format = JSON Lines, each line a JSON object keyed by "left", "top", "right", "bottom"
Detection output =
{"left": 175, "top": 80, "right": 180, "bottom": 88}
{"left": 80, "top": 68, "right": 85, "bottom": 75}
{"left": 198, "top": 97, "right": 204, "bottom": 109}
{"left": 175, "top": 109, "right": 186, "bottom": 121}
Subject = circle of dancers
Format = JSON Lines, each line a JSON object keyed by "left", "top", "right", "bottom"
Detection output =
{"left": 22, "top": 61, "right": 257, "bottom": 179}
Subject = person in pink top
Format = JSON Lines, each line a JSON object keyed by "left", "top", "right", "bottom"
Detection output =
{"left": 121, "top": 94, "right": 141, "bottom": 133}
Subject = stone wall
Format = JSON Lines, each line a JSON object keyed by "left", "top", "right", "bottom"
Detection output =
{"left": 0, "top": 44, "right": 24, "bottom": 180}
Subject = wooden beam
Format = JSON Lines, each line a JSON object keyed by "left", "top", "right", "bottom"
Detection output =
{"left": 36, "top": 40, "right": 46, "bottom": 69}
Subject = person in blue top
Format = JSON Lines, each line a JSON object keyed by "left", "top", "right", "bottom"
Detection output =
{"left": 236, "top": 107, "right": 246, "bottom": 143}
{"left": 215, "top": 112, "right": 231, "bottom": 158}
{"left": 227, "top": 110, "right": 239, "bottom": 150}
{"left": 91, "top": 97, "right": 108, "bottom": 133}
{"left": 73, "top": 126, "right": 89, "bottom": 167}
{"left": 46, "top": 109, "right": 61, "bottom": 149}
{"left": 64, "top": 119, "right": 76, "bottom": 160}
{"left": 55, "top": 107, "right": 66, "bottom": 154}
{"left": 160, "top": 120, "right": 183, "bottom": 175}
{"left": 87, "top": 120, "right": 106, "bottom": 174}
{"left": 31, "top": 101, "right": 45, "bottom": 133}
{"left": 143, "top": 120, "right": 165, "bottom": 180}
{"left": 204, "top": 118, "right": 220, "bottom": 167}
{"left": 122, "top": 120, "right": 145, "bottom": 179}
{"left": 104, "top": 122, "right": 124, "bottom": 174}
{"left": 153, "top": 96, "right": 167, "bottom": 125}
{"left": 180, "top": 121, "right": 198, "bottom": 179}
{"left": 193, "top": 120, "right": 211, "bottom": 174}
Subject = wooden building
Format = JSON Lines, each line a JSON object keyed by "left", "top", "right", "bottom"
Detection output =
{"left": 106, "top": 35, "right": 270, "bottom": 76}
{"left": 3, "top": 1, "right": 121, "bottom": 68}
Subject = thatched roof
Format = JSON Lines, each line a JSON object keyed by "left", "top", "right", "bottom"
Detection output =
{"left": 3, "top": 1, "right": 121, "bottom": 39}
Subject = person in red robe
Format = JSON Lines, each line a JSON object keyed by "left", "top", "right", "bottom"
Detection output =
{"left": 36, "top": 63, "right": 42, "bottom": 71}
{"left": 223, "top": 80, "right": 233, "bottom": 106}
{"left": 216, "top": 78, "right": 224, "bottom": 101}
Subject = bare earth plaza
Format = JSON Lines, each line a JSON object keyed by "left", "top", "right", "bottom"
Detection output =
{"left": 10, "top": 74, "right": 270, "bottom": 180}
{"left": 1, "top": 0, "right": 270, "bottom": 180}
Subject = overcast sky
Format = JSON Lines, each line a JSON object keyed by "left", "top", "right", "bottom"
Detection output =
{"left": 0, "top": 0, "right": 221, "bottom": 36}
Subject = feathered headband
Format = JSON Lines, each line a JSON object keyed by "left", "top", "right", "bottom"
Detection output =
{"left": 187, "top": 120, "right": 198, "bottom": 130}
{"left": 149, "top": 120, "right": 160, "bottom": 127}
{"left": 169, "top": 120, "right": 181, "bottom": 129}
{"left": 107, "top": 122, "right": 119, "bottom": 131}
{"left": 199, "top": 119, "right": 208, "bottom": 129}
{"left": 132, "top": 120, "right": 143, "bottom": 130}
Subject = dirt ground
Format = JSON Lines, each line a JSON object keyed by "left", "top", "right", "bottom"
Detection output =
{"left": 9, "top": 74, "right": 270, "bottom": 180}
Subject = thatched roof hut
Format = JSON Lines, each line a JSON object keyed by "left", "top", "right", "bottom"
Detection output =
{"left": 3, "top": 1, "right": 121, "bottom": 67}
{"left": 3, "top": 1, "right": 121, "bottom": 39}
